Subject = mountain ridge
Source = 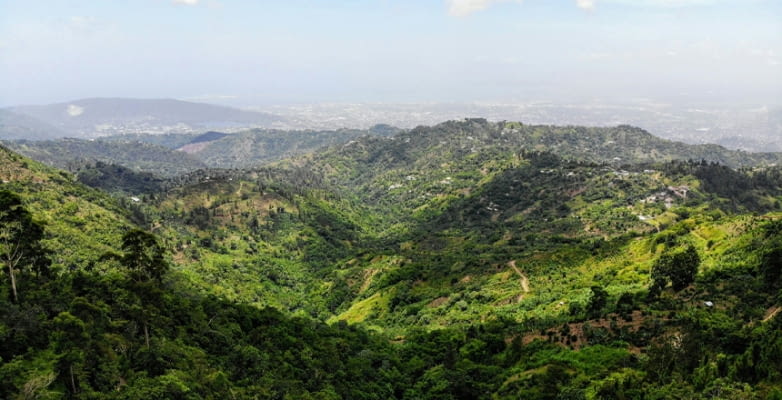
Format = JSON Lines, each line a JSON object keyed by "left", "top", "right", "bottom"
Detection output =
{"left": 8, "top": 119, "right": 781, "bottom": 182}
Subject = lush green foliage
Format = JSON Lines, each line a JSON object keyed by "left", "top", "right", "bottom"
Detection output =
{"left": 4, "top": 139, "right": 206, "bottom": 177}
{"left": 2, "top": 120, "right": 782, "bottom": 399}
{"left": 650, "top": 245, "right": 700, "bottom": 293}
{"left": 0, "top": 190, "right": 51, "bottom": 303}
{"left": 177, "top": 127, "right": 392, "bottom": 169}
{"left": 72, "top": 161, "right": 164, "bottom": 194}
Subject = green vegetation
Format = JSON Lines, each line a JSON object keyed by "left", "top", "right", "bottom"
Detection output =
{"left": 73, "top": 162, "right": 164, "bottom": 194}
{"left": 5, "top": 125, "right": 396, "bottom": 177}
{"left": 0, "top": 190, "right": 50, "bottom": 303}
{"left": 2, "top": 119, "right": 782, "bottom": 398}
{"left": 4, "top": 138, "right": 206, "bottom": 177}
{"left": 174, "top": 127, "right": 393, "bottom": 169}
{"left": 650, "top": 245, "right": 700, "bottom": 293}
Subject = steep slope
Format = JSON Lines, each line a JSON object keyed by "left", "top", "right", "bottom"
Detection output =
{"left": 3, "top": 138, "right": 207, "bottom": 177}
{"left": 321, "top": 157, "right": 781, "bottom": 328}
{"left": 0, "top": 144, "right": 133, "bottom": 271}
{"left": 0, "top": 146, "right": 411, "bottom": 399}
{"left": 132, "top": 167, "right": 369, "bottom": 315}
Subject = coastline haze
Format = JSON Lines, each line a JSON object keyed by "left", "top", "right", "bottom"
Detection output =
{"left": 0, "top": 0, "right": 779, "bottom": 108}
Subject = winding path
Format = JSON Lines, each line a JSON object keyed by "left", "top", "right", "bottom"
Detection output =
{"left": 508, "top": 260, "right": 530, "bottom": 293}
{"left": 763, "top": 306, "right": 781, "bottom": 323}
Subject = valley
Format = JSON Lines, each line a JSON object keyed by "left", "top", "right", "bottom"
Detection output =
{"left": 1, "top": 120, "right": 781, "bottom": 398}
{"left": 3, "top": 0, "right": 779, "bottom": 396}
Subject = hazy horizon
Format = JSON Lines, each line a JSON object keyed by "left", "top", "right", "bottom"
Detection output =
{"left": 1, "top": 0, "right": 780, "bottom": 109}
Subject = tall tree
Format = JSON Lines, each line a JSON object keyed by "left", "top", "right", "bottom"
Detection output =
{"left": 116, "top": 229, "right": 169, "bottom": 348}
{"left": 0, "top": 190, "right": 49, "bottom": 303}
{"left": 587, "top": 285, "right": 608, "bottom": 318}
{"left": 119, "top": 229, "right": 168, "bottom": 284}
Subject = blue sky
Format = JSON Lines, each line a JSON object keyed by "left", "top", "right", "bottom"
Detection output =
{"left": 0, "top": 0, "right": 780, "bottom": 107}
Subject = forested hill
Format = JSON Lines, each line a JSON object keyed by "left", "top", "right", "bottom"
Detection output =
{"left": 6, "top": 120, "right": 781, "bottom": 179}
{"left": 305, "top": 119, "right": 782, "bottom": 175}
{"left": 0, "top": 144, "right": 133, "bottom": 270}
{"left": 0, "top": 146, "right": 417, "bottom": 398}
{"left": 4, "top": 138, "right": 206, "bottom": 177}
{"left": 3, "top": 126, "right": 391, "bottom": 175}
{"left": 2, "top": 120, "right": 782, "bottom": 399}
{"left": 171, "top": 127, "right": 395, "bottom": 169}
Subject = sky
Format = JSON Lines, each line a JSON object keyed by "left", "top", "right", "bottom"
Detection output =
{"left": 0, "top": 0, "right": 780, "bottom": 107}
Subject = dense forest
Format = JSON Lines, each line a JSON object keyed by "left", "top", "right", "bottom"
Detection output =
{"left": 1, "top": 120, "right": 782, "bottom": 399}
{"left": 5, "top": 121, "right": 782, "bottom": 178}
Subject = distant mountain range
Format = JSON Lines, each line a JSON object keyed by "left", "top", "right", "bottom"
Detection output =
{"left": 4, "top": 120, "right": 781, "bottom": 179}
{"left": 0, "top": 98, "right": 286, "bottom": 139}
{"left": 4, "top": 98, "right": 780, "bottom": 153}
{"left": 0, "top": 109, "right": 68, "bottom": 140}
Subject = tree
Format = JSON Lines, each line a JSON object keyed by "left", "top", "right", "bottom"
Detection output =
{"left": 0, "top": 190, "right": 50, "bottom": 303}
{"left": 651, "top": 245, "right": 700, "bottom": 293}
{"left": 587, "top": 285, "right": 608, "bottom": 318}
{"left": 52, "top": 311, "right": 88, "bottom": 394}
{"left": 112, "top": 229, "right": 169, "bottom": 348}
{"left": 119, "top": 229, "right": 168, "bottom": 284}
{"left": 760, "top": 246, "right": 782, "bottom": 291}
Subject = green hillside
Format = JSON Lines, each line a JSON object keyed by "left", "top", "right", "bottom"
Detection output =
{"left": 0, "top": 148, "right": 411, "bottom": 399}
{"left": 5, "top": 126, "right": 391, "bottom": 177}
{"left": 14, "top": 120, "right": 778, "bottom": 181}
{"left": 182, "top": 128, "right": 379, "bottom": 169}
{"left": 71, "top": 162, "right": 164, "bottom": 195}
{"left": 0, "top": 144, "right": 133, "bottom": 271}
{"left": 2, "top": 120, "right": 782, "bottom": 399}
{"left": 3, "top": 138, "right": 207, "bottom": 177}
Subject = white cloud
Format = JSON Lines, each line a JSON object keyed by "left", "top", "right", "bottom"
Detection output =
{"left": 447, "top": 0, "right": 729, "bottom": 16}
{"left": 447, "top": 0, "right": 498, "bottom": 16}
{"left": 598, "top": 0, "right": 727, "bottom": 7}
{"left": 66, "top": 104, "right": 84, "bottom": 117}
{"left": 576, "top": 0, "right": 596, "bottom": 10}
{"left": 446, "top": 0, "right": 523, "bottom": 17}
{"left": 172, "top": 0, "right": 199, "bottom": 5}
